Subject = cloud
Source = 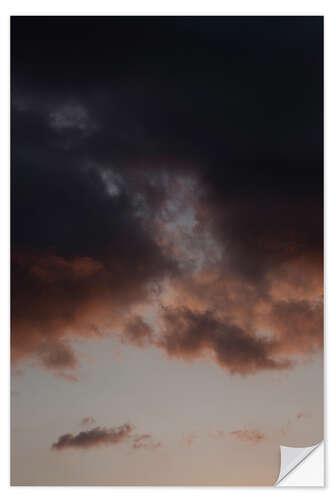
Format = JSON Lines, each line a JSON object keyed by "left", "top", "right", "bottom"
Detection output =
{"left": 150, "top": 259, "right": 323, "bottom": 373}
{"left": 157, "top": 307, "right": 292, "bottom": 375}
{"left": 52, "top": 424, "right": 162, "bottom": 452}
{"left": 296, "top": 412, "right": 311, "bottom": 420}
{"left": 264, "top": 300, "right": 323, "bottom": 355}
{"left": 49, "top": 103, "right": 92, "bottom": 132}
{"left": 131, "top": 434, "right": 162, "bottom": 451}
{"left": 80, "top": 417, "right": 96, "bottom": 427}
{"left": 34, "top": 340, "right": 79, "bottom": 381}
{"left": 210, "top": 430, "right": 225, "bottom": 440}
{"left": 180, "top": 432, "right": 197, "bottom": 448}
{"left": 279, "top": 412, "right": 313, "bottom": 437}
{"left": 123, "top": 316, "right": 153, "bottom": 347}
{"left": 11, "top": 238, "right": 176, "bottom": 367}
{"left": 55, "top": 372, "right": 79, "bottom": 383}
{"left": 37, "top": 341, "right": 78, "bottom": 370}
{"left": 52, "top": 424, "right": 133, "bottom": 450}
{"left": 11, "top": 17, "right": 323, "bottom": 379}
{"left": 209, "top": 428, "right": 266, "bottom": 444}
{"left": 230, "top": 430, "right": 266, "bottom": 445}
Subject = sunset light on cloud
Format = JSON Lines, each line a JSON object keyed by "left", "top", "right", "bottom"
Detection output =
{"left": 11, "top": 16, "right": 323, "bottom": 485}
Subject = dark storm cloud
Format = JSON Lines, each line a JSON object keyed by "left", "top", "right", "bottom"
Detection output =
{"left": 11, "top": 17, "right": 322, "bottom": 169}
{"left": 52, "top": 424, "right": 133, "bottom": 450}
{"left": 11, "top": 17, "right": 323, "bottom": 375}
{"left": 11, "top": 16, "right": 323, "bottom": 265}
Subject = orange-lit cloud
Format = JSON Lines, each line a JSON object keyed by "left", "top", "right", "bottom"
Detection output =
{"left": 11, "top": 153, "right": 323, "bottom": 378}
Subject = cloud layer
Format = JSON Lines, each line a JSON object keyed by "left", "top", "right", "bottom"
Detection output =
{"left": 11, "top": 17, "right": 323, "bottom": 378}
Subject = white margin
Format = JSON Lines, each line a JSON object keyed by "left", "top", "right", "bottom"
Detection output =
{"left": 1, "top": 1, "right": 331, "bottom": 499}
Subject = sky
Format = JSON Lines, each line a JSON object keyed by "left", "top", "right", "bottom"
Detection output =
{"left": 11, "top": 16, "right": 323, "bottom": 486}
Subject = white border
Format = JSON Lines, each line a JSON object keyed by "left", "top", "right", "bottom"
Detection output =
{"left": 1, "top": 1, "right": 330, "bottom": 498}
{"left": 0, "top": 0, "right": 329, "bottom": 16}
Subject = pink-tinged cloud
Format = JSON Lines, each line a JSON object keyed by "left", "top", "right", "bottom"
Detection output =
{"left": 210, "top": 429, "right": 225, "bottom": 440}
{"left": 296, "top": 412, "right": 311, "bottom": 420}
{"left": 180, "top": 431, "right": 197, "bottom": 448}
{"left": 131, "top": 434, "right": 162, "bottom": 451}
{"left": 80, "top": 417, "right": 96, "bottom": 427}
{"left": 230, "top": 429, "right": 266, "bottom": 445}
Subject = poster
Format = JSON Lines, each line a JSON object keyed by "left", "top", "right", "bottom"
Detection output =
{"left": 11, "top": 16, "right": 323, "bottom": 486}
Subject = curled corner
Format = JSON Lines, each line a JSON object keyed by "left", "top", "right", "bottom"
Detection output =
{"left": 275, "top": 441, "right": 322, "bottom": 485}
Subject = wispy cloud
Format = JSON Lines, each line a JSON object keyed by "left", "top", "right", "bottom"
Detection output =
{"left": 131, "top": 434, "right": 162, "bottom": 451}
{"left": 80, "top": 417, "right": 96, "bottom": 427}
{"left": 230, "top": 430, "right": 266, "bottom": 445}
{"left": 180, "top": 432, "right": 197, "bottom": 448}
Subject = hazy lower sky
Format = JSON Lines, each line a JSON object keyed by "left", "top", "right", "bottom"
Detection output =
{"left": 11, "top": 16, "right": 323, "bottom": 485}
